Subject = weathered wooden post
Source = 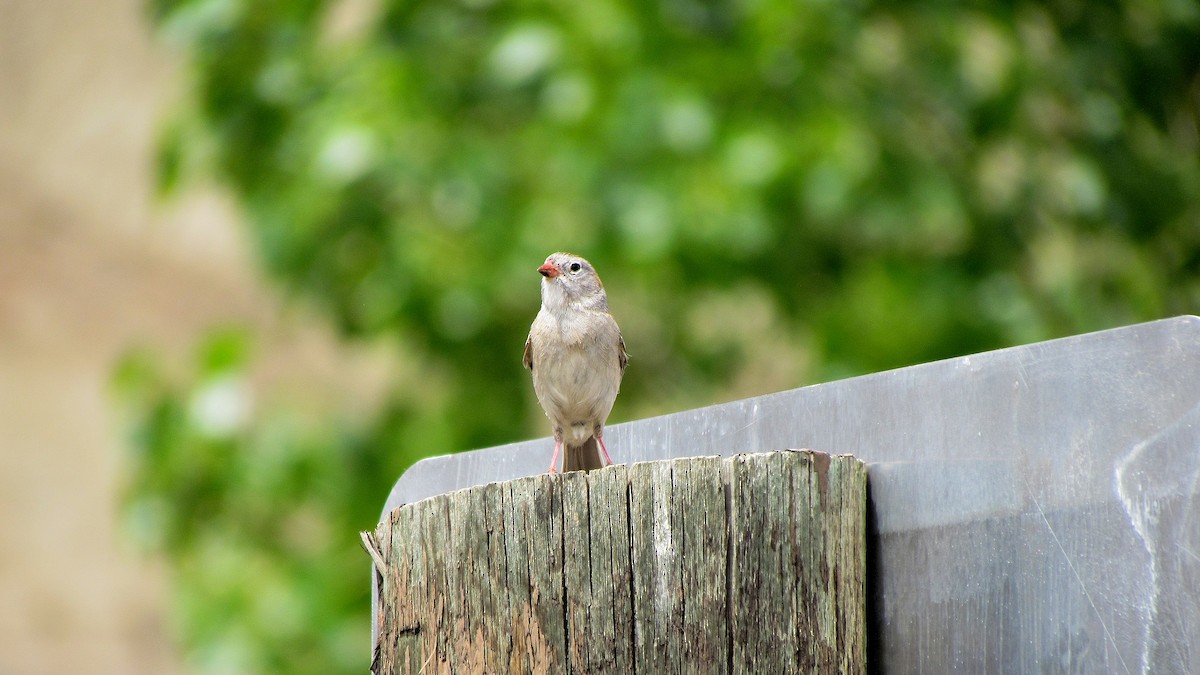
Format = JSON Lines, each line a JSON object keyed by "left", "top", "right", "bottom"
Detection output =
{"left": 363, "top": 450, "right": 867, "bottom": 674}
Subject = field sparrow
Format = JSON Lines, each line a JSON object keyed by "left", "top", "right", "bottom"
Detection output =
{"left": 523, "top": 252, "right": 628, "bottom": 473}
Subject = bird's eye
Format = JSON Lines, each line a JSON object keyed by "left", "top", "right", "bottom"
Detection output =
{"left": 569, "top": 262, "right": 582, "bottom": 273}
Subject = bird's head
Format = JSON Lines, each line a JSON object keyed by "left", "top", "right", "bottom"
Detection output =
{"left": 538, "top": 252, "right": 606, "bottom": 311}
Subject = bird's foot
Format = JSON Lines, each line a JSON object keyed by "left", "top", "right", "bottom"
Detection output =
{"left": 597, "top": 435, "right": 614, "bottom": 466}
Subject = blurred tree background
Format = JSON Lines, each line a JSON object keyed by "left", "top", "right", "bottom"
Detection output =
{"left": 116, "top": 0, "right": 1199, "bottom": 671}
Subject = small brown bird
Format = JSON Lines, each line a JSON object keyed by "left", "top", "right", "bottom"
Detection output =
{"left": 523, "top": 252, "right": 627, "bottom": 473}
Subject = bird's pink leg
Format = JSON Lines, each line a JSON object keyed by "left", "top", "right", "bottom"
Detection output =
{"left": 547, "top": 439, "right": 562, "bottom": 474}
{"left": 596, "top": 434, "right": 614, "bottom": 466}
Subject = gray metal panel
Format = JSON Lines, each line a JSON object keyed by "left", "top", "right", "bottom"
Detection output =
{"left": 376, "top": 315, "right": 1200, "bottom": 673}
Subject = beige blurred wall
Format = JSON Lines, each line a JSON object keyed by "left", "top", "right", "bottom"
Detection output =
{"left": 0, "top": 1, "right": 240, "bottom": 672}
{"left": 0, "top": 2, "right": 385, "bottom": 673}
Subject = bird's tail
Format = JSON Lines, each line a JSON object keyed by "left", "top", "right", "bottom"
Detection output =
{"left": 563, "top": 436, "right": 605, "bottom": 473}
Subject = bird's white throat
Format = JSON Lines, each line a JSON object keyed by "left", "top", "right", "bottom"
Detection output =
{"left": 540, "top": 278, "right": 572, "bottom": 311}
{"left": 541, "top": 278, "right": 607, "bottom": 313}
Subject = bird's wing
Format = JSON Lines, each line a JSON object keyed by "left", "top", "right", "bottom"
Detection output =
{"left": 522, "top": 334, "right": 534, "bottom": 371}
{"left": 617, "top": 332, "right": 628, "bottom": 375}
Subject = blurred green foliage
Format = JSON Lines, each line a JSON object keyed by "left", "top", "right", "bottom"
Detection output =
{"left": 120, "top": 0, "right": 1198, "bottom": 671}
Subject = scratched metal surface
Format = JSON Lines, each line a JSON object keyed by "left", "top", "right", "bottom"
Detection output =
{"left": 374, "top": 316, "right": 1200, "bottom": 673}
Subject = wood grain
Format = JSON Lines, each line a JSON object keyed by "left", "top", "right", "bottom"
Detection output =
{"left": 366, "top": 450, "right": 866, "bottom": 674}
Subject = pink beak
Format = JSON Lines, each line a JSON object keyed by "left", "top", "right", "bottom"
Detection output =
{"left": 538, "top": 262, "right": 559, "bottom": 278}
